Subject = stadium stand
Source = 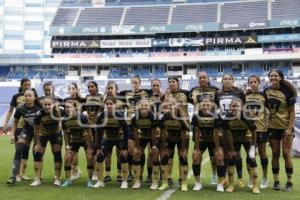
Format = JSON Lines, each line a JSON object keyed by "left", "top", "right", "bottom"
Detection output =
{"left": 220, "top": 1, "right": 268, "bottom": 23}
{"left": 123, "top": 6, "right": 170, "bottom": 25}
{"left": 171, "top": 4, "right": 218, "bottom": 24}
{"left": 76, "top": 8, "right": 124, "bottom": 26}
{"left": 271, "top": 0, "right": 300, "bottom": 20}
{"left": 51, "top": 8, "right": 78, "bottom": 27}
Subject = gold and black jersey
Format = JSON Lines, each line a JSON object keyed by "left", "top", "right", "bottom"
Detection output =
{"left": 34, "top": 107, "right": 62, "bottom": 136}
{"left": 120, "top": 89, "right": 150, "bottom": 113}
{"left": 84, "top": 94, "right": 104, "bottom": 125}
{"left": 63, "top": 96, "right": 86, "bottom": 113}
{"left": 62, "top": 115, "right": 89, "bottom": 143}
{"left": 97, "top": 112, "right": 129, "bottom": 140}
{"left": 39, "top": 96, "right": 63, "bottom": 105}
{"left": 216, "top": 88, "right": 245, "bottom": 119}
{"left": 148, "top": 91, "right": 164, "bottom": 118}
{"left": 264, "top": 86, "right": 296, "bottom": 129}
{"left": 159, "top": 112, "right": 190, "bottom": 141}
{"left": 132, "top": 112, "right": 158, "bottom": 139}
{"left": 14, "top": 104, "right": 42, "bottom": 130}
{"left": 245, "top": 91, "right": 268, "bottom": 132}
{"left": 221, "top": 113, "right": 256, "bottom": 143}
{"left": 189, "top": 86, "right": 219, "bottom": 110}
{"left": 10, "top": 92, "right": 26, "bottom": 128}
{"left": 192, "top": 111, "right": 218, "bottom": 142}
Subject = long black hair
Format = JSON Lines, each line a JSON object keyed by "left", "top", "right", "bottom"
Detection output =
{"left": 43, "top": 81, "right": 55, "bottom": 96}
{"left": 19, "top": 78, "right": 31, "bottom": 93}
{"left": 88, "top": 81, "right": 99, "bottom": 94}
{"left": 268, "top": 69, "right": 297, "bottom": 97}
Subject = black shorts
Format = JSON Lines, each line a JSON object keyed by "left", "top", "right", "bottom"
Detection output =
{"left": 257, "top": 132, "right": 269, "bottom": 144}
{"left": 102, "top": 139, "right": 127, "bottom": 154}
{"left": 166, "top": 138, "right": 189, "bottom": 150}
{"left": 39, "top": 133, "right": 63, "bottom": 148}
{"left": 14, "top": 128, "right": 23, "bottom": 141}
{"left": 198, "top": 142, "right": 216, "bottom": 157}
{"left": 268, "top": 128, "right": 294, "bottom": 140}
{"left": 18, "top": 128, "right": 34, "bottom": 143}
{"left": 70, "top": 142, "right": 88, "bottom": 152}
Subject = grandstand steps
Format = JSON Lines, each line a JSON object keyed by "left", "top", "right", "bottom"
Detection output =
{"left": 73, "top": 8, "right": 83, "bottom": 27}
{"left": 168, "top": 5, "right": 174, "bottom": 25}
{"left": 120, "top": 7, "right": 129, "bottom": 25}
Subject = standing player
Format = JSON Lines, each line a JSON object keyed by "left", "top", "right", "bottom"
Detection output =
{"left": 131, "top": 98, "right": 159, "bottom": 189}
{"left": 246, "top": 75, "right": 269, "bottom": 188}
{"left": 64, "top": 83, "right": 86, "bottom": 180}
{"left": 163, "top": 76, "right": 190, "bottom": 186}
{"left": 216, "top": 74, "right": 246, "bottom": 188}
{"left": 94, "top": 96, "right": 131, "bottom": 189}
{"left": 6, "top": 89, "right": 42, "bottom": 185}
{"left": 84, "top": 81, "right": 104, "bottom": 180}
{"left": 189, "top": 71, "right": 219, "bottom": 186}
{"left": 39, "top": 81, "right": 63, "bottom": 104}
{"left": 119, "top": 76, "right": 150, "bottom": 182}
{"left": 191, "top": 98, "right": 226, "bottom": 192}
{"left": 31, "top": 96, "right": 63, "bottom": 186}
{"left": 158, "top": 96, "right": 190, "bottom": 192}
{"left": 264, "top": 69, "right": 296, "bottom": 191}
{"left": 61, "top": 100, "right": 94, "bottom": 187}
{"left": 221, "top": 98, "right": 260, "bottom": 194}
{"left": 3, "top": 78, "right": 32, "bottom": 182}
{"left": 103, "top": 81, "right": 126, "bottom": 182}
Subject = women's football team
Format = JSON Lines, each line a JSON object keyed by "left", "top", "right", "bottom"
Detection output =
{"left": 3, "top": 69, "right": 296, "bottom": 193}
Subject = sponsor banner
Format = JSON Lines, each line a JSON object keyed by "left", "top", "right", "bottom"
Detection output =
{"left": 168, "top": 36, "right": 257, "bottom": 47}
{"left": 100, "top": 39, "right": 152, "bottom": 48}
{"left": 152, "top": 39, "right": 169, "bottom": 47}
{"left": 258, "top": 33, "right": 300, "bottom": 43}
{"left": 51, "top": 40, "right": 101, "bottom": 48}
{"left": 49, "top": 23, "right": 219, "bottom": 36}
{"left": 220, "top": 21, "right": 269, "bottom": 30}
{"left": 270, "top": 19, "right": 300, "bottom": 28}
{"left": 263, "top": 48, "right": 293, "bottom": 54}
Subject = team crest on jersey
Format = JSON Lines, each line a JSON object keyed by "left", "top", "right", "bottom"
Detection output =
{"left": 268, "top": 98, "right": 281, "bottom": 113}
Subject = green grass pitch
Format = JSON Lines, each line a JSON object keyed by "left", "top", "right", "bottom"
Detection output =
{"left": 0, "top": 136, "right": 299, "bottom": 200}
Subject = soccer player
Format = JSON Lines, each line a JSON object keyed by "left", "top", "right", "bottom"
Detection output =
{"left": 39, "top": 81, "right": 63, "bottom": 104}
{"left": 6, "top": 89, "right": 42, "bottom": 185}
{"left": 131, "top": 98, "right": 159, "bottom": 189}
{"left": 64, "top": 83, "right": 86, "bottom": 180}
{"left": 104, "top": 81, "right": 126, "bottom": 182}
{"left": 189, "top": 71, "right": 219, "bottom": 186}
{"left": 84, "top": 81, "right": 104, "bottom": 181}
{"left": 191, "top": 98, "right": 226, "bottom": 192}
{"left": 94, "top": 96, "right": 131, "bottom": 189}
{"left": 147, "top": 79, "right": 164, "bottom": 184}
{"left": 4, "top": 78, "right": 32, "bottom": 182}
{"left": 246, "top": 75, "right": 269, "bottom": 189}
{"left": 158, "top": 96, "right": 190, "bottom": 192}
{"left": 264, "top": 69, "right": 297, "bottom": 191}
{"left": 61, "top": 100, "right": 94, "bottom": 187}
{"left": 216, "top": 74, "right": 246, "bottom": 188}
{"left": 163, "top": 76, "right": 190, "bottom": 186}
{"left": 221, "top": 98, "right": 260, "bottom": 194}
{"left": 31, "top": 96, "right": 63, "bottom": 186}
{"left": 119, "top": 76, "right": 150, "bottom": 182}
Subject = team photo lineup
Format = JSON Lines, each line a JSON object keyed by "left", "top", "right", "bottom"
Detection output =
{"left": 1, "top": 0, "right": 300, "bottom": 199}
{"left": 2, "top": 69, "right": 296, "bottom": 194}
